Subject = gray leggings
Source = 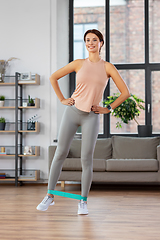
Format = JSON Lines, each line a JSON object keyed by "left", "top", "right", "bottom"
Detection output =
{"left": 48, "top": 105, "right": 99, "bottom": 198}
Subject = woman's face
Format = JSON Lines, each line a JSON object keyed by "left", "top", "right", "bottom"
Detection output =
{"left": 85, "top": 33, "right": 102, "bottom": 53}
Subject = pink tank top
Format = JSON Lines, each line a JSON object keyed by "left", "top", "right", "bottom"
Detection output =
{"left": 71, "top": 58, "right": 109, "bottom": 112}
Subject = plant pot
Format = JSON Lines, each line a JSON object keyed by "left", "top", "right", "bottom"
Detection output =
{"left": 138, "top": 125, "right": 152, "bottom": 137}
{"left": 0, "top": 101, "right": 4, "bottom": 107}
{"left": 27, "top": 103, "right": 35, "bottom": 106}
{"left": 0, "top": 122, "right": 6, "bottom": 130}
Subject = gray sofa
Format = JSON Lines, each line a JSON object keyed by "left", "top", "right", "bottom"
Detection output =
{"left": 48, "top": 136, "right": 160, "bottom": 186}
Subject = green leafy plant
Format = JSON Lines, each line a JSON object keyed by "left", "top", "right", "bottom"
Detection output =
{"left": 0, "top": 95, "right": 5, "bottom": 101}
{"left": 28, "top": 95, "right": 35, "bottom": 106}
{"left": 0, "top": 117, "right": 6, "bottom": 123}
{"left": 103, "top": 93, "right": 145, "bottom": 128}
{"left": 30, "top": 98, "right": 34, "bottom": 105}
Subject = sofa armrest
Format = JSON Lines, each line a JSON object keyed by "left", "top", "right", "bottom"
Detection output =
{"left": 48, "top": 146, "right": 57, "bottom": 171}
{"left": 157, "top": 145, "right": 160, "bottom": 166}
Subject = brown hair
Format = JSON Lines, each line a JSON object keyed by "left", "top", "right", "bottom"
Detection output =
{"left": 84, "top": 29, "right": 104, "bottom": 53}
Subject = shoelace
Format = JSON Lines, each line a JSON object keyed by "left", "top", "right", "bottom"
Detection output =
{"left": 42, "top": 196, "right": 51, "bottom": 204}
{"left": 80, "top": 201, "right": 87, "bottom": 209}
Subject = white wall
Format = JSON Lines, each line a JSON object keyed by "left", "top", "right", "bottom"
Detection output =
{"left": 0, "top": 0, "right": 69, "bottom": 181}
{"left": 54, "top": 0, "right": 70, "bottom": 138}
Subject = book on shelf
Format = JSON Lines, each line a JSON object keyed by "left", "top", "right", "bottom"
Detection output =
{"left": 0, "top": 152, "right": 7, "bottom": 154}
{"left": 0, "top": 172, "right": 6, "bottom": 179}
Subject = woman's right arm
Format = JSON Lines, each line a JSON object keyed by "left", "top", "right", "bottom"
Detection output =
{"left": 49, "top": 59, "right": 82, "bottom": 106}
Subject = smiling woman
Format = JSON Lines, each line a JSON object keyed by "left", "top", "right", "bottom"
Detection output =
{"left": 36, "top": 28, "right": 130, "bottom": 215}
{"left": 73, "top": 0, "right": 106, "bottom": 133}
{"left": 84, "top": 29, "right": 104, "bottom": 54}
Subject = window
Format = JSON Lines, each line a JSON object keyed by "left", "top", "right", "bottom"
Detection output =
{"left": 74, "top": 23, "right": 98, "bottom": 60}
{"left": 109, "top": 0, "right": 145, "bottom": 134}
{"left": 149, "top": 0, "right": 160, "bottom": 63}
{"left": 69, "top": 0, "right": 160, "bottom": 137}
{"left": 151, "top": 71, "right": 160, "bottom": 133}
{"left": 110, "top": 70, "right": 145, "bottom": 134}
{"left": 110, "top": 0, "right": 144, "bottom": 64}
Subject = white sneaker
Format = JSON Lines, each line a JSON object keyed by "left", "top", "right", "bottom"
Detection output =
{"left": 36, "top": 195, "right": 54, "bottom": 211}
{"left": 78, "top": 200, "right": 88, "bottom": 215}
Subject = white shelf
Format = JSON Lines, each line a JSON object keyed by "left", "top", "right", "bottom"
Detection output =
{"left": 18, "top": 74, "right": 40, "bottom": 85}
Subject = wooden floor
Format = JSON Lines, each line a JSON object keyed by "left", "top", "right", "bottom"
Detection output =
{"left": 0, "top": 183, "right": 160, "bottom": 240}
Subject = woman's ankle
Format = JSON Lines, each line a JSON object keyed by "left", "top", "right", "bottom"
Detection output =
{"left": 47, "top": 193, "right": 54, "bottom": 198}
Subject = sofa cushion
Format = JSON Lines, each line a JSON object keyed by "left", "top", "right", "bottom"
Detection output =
{"left": 93, "top": 138, "right": 112, "bottom": 159}
{"left": 68, "top": 138, "right": 112, "bottom": 159}
{"left": 48, "top": 146, "right": 57, "bottom": 170}
{"left": 68, "top": 139, "right": 81, "bottom": 158}
{"left": 112, "top": 136, "right": 160, "bottom": 159}
{"left": 106, "top": 159, "right": 158, "bottom": 172}
{"left": 62, "top": 158, "right": 81, "bottom": 170}
{"left": 62, "top": 158, "right": 106, "bottom": 172}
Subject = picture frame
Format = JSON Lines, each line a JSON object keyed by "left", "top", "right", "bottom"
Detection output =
{"left": 19, "top": 72, "right": 31, "bottom": 81}
{"left": 24, "top": 146, "right": 32, "bottom": 155}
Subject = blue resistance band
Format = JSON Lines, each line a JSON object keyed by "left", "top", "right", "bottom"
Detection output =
{"left": 48, "top": 190, "right": 87, "bottom": 201}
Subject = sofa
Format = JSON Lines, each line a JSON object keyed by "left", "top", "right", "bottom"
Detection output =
{"left": 48, "top": 136, "right": 160, "bottom": 186}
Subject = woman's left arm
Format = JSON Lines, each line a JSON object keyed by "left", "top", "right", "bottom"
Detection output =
{"left": 105, "top": 62, "right": 130, "bottom": 110}
{"left": 92, "top": 62, "right": 130, "bottom": 114}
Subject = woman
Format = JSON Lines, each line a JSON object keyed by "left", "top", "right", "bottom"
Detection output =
{"left": 37, "top": 29, "right": 130, "bottom": 214}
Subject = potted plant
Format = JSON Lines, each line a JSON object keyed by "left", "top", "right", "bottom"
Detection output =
{"left": 28, "top": 95, "right": 35, "bottom": 106}
{"left": 0, "top": 95, "right": 5, "bottom": 107}
{"left": 0, "top": 117, "right": 6, "bottom": 130}
{"left": 103, "top": 93, "right": 152, "bottom": 137}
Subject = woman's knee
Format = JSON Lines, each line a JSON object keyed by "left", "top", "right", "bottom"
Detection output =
{"left": 81, "top": 156, "right": 93, "bottom": 169}
{"left": 54, "top": 147, "right": 69, "bottom": 162}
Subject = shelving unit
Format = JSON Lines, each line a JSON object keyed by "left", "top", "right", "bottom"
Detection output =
{"left": 0, "top": 170, "right": 40, "bottom": 182}
{"left": 0, "top": 106, "right": 15, "bottom": 109}
{"left": 0, "top": 146, "right": 40, "bottom": 157}
{"left": 19, "top": 98, "right": 40, "bottom": 109}
{"left": 0, "top": 130, "right": 15, "bottom": 133}
{"left": 0, "top": 74, "right": 40, "bottom": 85}
{"left": 0, "top": 73, "right": 40, "bottom": 185}
{"left": 0, "top": 98, "right": 40, "bottom": 109}
{"left": 0, "top": 122, "right": 40, "bottom": 133}
{"left": 0, "top": 83, "right": 15, "bottom": 86}
{"left": 18, "top": 74, "right": 40, "bottom": 85}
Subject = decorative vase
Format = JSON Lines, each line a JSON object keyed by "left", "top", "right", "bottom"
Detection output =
{"left": 27, "top": 122, "right": 35, "bottom": 130}
{"left": 0, "top": 62, "right": 6, "bottom": 83}
{"left": 0, "top": 101, "right": 4, "bottom": 107}
{"left": 138, "top": 125, "right": 152, "bottom": 137}
{"left": 0, "top": 122, "right": 6, "bottom": 130}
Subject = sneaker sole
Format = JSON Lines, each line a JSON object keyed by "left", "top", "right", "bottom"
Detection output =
{"left": 78, "top": 211, "right": 89, "bottom": 215}
{"left": 36, "top": 207, "right": 48, "bottom": 211}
